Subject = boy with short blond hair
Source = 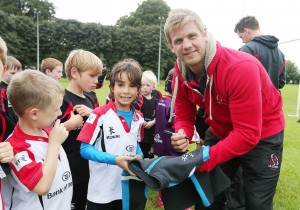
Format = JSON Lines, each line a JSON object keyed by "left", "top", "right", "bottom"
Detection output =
{"left": 2, "top": 70, "right": 72, "bottom": 210}
{"left": 41, "top": 57, "right": 63, "bottom": 81}
{"left": 0, "top": 35, "right": 14, "bottom": 210}
{"left": 140, "top": 70, "right": 159, "bottom": 159}
{"left": 0, "top": 55, "right": 23, "bottom": 142}
{"left": 59, "top": 49, "right": 103, "bottom": 210}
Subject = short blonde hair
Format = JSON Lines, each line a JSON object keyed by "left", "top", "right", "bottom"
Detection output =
{"left": 0, "top": 36, "right": 7, "bottom": 65}
{"left": 164, "top": 9, "right": 206, "bottom": 44}
{"left": 65, "top": 49, "right": 103, "bottom": 80}
{"left": 41, "top": 57, "right": 63, "bottom": 73}
{"left": 7, "top": 56, "right": 22, "bottom": 71}
{"left": 7, "top": 70, "right": 64, "bottom": 116}
{"left": 142, "top": 70, "right": 157, "bottom": 87}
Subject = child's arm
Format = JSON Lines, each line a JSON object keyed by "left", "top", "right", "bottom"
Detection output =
{"left": 32, "top": 120, "right": 68, "bottom": 195}
{"left": 80, "top": 142, "right": 116, "bottom": 165}
{"left": 73, "top": 104, "right": 93, "bottom": 117}
{"left": 80, "top": 143, "right": 135, "bottom": 175}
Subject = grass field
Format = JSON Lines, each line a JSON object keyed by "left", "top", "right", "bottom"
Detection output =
{"left": 61, "top": 79, "right": 300, "bottom": 209}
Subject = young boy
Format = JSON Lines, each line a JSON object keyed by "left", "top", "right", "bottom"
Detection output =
{"left": 0, "top": 35, "right": 14, "bottom": 210}
{"left": 0, "top": 56, "right": 23, "bottom": 142}
{"left": 77, "top": 58, "right": 144, "bottom": 210}
{"left": 41, "top": 57, "right": 63, "bottom": 81}
{"left": 140, "top": 70, "right": 159, "bottom": 159}
{"left": 2, "top": 70, "right": 72, "bottom": 210}
{"left": 58, "top": 49, "right": 103, "bottom": 210}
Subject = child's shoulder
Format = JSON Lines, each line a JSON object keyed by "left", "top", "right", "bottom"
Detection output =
{"left": 93, "top": 102, "right": 113, "bottom": 115}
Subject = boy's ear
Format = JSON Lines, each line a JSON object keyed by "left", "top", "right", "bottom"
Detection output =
{"left": 29, "top": 108, "right": 39, "bottom": 120}
{"left": 45, "top": 69, "right": 51, "bottom": 75}
{"left": 70, "top": 67, "right": 79, "bottom": 79}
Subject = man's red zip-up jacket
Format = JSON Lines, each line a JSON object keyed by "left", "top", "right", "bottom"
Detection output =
{"left": 173, "top": 41, "right": 285, "bottom": 172}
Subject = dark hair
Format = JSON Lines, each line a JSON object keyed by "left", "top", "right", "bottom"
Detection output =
{"left": 109, "top": 59, "right": 142, "bottom": 97}
{"left": 234, "top": 16, "right": 259, "bottom": 33}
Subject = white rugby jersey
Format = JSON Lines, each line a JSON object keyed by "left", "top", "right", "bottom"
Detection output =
{"left": 2, "top": 124, "right": 73, "bottom": 210}
{"left": 77, "top": 100, "right": 144, "bottom": 204}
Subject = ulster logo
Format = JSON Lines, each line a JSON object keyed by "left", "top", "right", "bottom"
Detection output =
{"left": 268, "top": 154, "right": 280, "bottom": 171}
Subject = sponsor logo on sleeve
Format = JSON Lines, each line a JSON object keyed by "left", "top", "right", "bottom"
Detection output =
{"left": 86, "top": 113, "right": 96, "bottom": 124}
{"left": 13, "top": 151, "right": 32, "bottom": 171}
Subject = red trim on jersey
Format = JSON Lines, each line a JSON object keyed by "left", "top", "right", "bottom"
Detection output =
{"left": 60, "top": 102, "right": 73, "bottom": 121}
{"left": 0, "top": 114, "right": 6, "bottom": 142}
{"left": 0, "top": 88, "right": 6, "bottom": 112}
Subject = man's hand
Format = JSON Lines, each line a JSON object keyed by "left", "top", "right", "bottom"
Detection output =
{"left": 171, "top": 129, "right": 189, "bottom": 153}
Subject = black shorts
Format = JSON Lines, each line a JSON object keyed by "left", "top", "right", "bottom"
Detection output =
{"left": 196, "top": 128, "right": 284, "bottom": 210}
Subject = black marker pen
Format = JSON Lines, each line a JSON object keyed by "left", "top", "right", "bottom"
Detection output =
{"left": 163, "top": 130, "right": 190, "bottom": 140}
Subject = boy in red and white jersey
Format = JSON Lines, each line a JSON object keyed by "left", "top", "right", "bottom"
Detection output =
{"left": 2, "top": 70, "right": 72, "bottom": 210}
{"left": 77, "top": 58, "right": 144, "bottom": 210}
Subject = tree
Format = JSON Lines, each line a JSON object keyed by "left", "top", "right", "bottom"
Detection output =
{"left": 114, "top": 0, "right": 174, "bottom": 77}
{"left": 0, "top": 0, "right": 55, "bottom": 20}
{"left": 285, "top": 60, "right": 300, "bottom": 84}
{"left": 1, "top": 0, "right": 177, "bottom": 75}
{"left": 116, "top": 0, "right": 170, "bottom": 27}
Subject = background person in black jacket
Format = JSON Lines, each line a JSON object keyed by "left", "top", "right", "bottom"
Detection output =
{"left": 234, "top": 16, "right": 286, "bottom": 91}
{"left": 227, "top": 16, "right": 287, "bottom": 210}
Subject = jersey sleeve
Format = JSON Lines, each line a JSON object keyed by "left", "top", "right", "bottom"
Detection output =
{"left": 10, "top": 144, "right": 43, "bottom": 192}
{"left": 77, "top": 111, "right": 102, "bottom": 145}
{"left": 80, "top": 142, "right": 116, "bottom": 165}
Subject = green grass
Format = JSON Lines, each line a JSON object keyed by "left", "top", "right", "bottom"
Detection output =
{"left": 60, "top": 79, "right": 300, "bottom": 209}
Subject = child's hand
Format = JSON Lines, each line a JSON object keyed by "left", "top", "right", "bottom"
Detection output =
{"left": 48, "top": 120, "right": 69, "bottom": 145}
{"left": 144, "top": 119, "right": 155, "bottom": 129}
{"left": 73, "top": 105, "right": 93, "bottom": 117}
{"left": 116, "top": 156, "right": 136, "bottom": 176}
{"left": 69, "top": 111, "right": 84, "bottom": 128}
{"left": 0, "top": 142, "right": 14, "bottom": 163}
{"left": 133, "top": 154, "right": 143, "bottom": 160}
